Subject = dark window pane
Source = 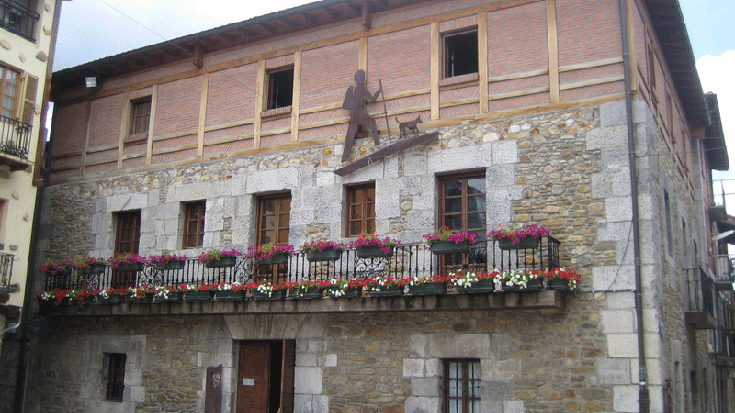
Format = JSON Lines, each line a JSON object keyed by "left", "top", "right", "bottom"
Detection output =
{"left": 445, "top": 198, "right": 463, "bottom": 213}
{"left": 444, "top": 181, "right": 462, "bottom": 197}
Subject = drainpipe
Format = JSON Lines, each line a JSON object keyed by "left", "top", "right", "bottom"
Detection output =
{"left": 618, "top": 0, "right": 649, "bottom": 411}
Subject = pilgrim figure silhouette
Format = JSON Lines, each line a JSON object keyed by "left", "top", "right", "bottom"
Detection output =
{"left": 342, "top": 69, "right": 383, "bottom": 162}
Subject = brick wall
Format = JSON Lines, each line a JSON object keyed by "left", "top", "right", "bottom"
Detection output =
{"left": 154, "top": 76, "right": 203, "bottom": 136}
{"left": 487, "top": 1, "right": 548, "bottom": 77}
{"left": 88, "top": 94, "right": 124, "bottom": 148}
{"left": 557, "top": 0, "right": 621, "bottom": 66}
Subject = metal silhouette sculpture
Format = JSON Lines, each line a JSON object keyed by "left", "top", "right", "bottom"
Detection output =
{"left": 342, "top": 69, "right": 384, "bottom": 162}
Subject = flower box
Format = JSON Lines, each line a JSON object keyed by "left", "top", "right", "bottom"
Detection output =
{"left": 367, "top": 285, "right": 403, "bottom": 297}
{"left": 153, "top": 291, "right": 183, "bottom": 302}
{"left": 118, "top": 262, "right": 144, "bottom": 272}
{"left": 153, "top": 260, "right": 186, "bottom": 271}
{"left": 430, "top": 240, "right": 471, "bottom": 255}
{"left": 215, "top": 290, "right": 247, "bottom": 301}
{"left": 327, "top": 286, "right": 362, "bottom": 298}
{"left": 95, "top": 294, "right": 123, "bottom": 304}
{"left": 356, "top": 246, "right": 393, "bottom": 258}
{"left": 456, "top": 278, "right": 496, "bottom": 294}
{"left": 205, "top": 256, "right": 237, "bottom": 268}
{"left": 497, "top": 237, "right": 539, "bottom": 250}
{"left": 548, "top": 278, "right": 573, "bottom": 291}
{"left": 253, "top": 289, "right": 287, "bottom": 300}
{"left": 306, "top": 250, "right": 342, "bottom": 262}
{"left": 258, "top": 254, "right": 289, "bottom": 265}
{"left": 289, "top": 286, "right": 322, "bottom": 299}
{"left": 125, "top": 292, "right": 153, "bottom": 303}
{"left": 503, "top": 278, "right": 543, "bottom": 291}
{"left": 408, "top": 282, "right": 448, "bottom": 296}
{"left": 183, "top": 291, "right": 212, "bottom": 302}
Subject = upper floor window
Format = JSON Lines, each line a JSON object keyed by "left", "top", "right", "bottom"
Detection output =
{"left": 346, "top": 183, "right": 375, "bottom": 237}
{"left": 183, "top": 201, "right": 205, "bottom": 249}
{"left": 130, "top": 98, "right": 151, "bottom": 135}
{"left": 444, "top": 30, "right": 478, "bottom": 79}
{"left": 439, "top": 173, "right": 486, "bottom": 236}
{"left": 267, "top": 67, "right": 294, "bottom": 110}
{"left": 0, "top": 0, "right": 40, "bottom": 42}
{"left": 0, "top": 66, "right": 20, "bottom": 119}
{"left": 444, "top": 359, "right": 481, "bottom": 413}
{"left": 256, "top": 193, "right": 291, "bottom": 246}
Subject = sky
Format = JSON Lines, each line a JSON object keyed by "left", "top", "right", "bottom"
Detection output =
{"left": 52, "top": 0, "right": 735, "bottom": 202}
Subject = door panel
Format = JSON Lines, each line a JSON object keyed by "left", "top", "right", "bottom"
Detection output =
{"left": 237, "top": 342, "right": 271, "bottom": 413}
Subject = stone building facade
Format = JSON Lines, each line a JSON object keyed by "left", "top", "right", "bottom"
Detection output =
{"left": 26, "top": 0, "right": 733, "bottom": 413}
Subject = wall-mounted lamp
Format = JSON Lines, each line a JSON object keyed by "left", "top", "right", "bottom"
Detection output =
{"left": 84, "top": 75, "right": 99, "bottom": 88}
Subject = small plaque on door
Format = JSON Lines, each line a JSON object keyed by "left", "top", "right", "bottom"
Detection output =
{"left": 242, "top": 378, "right": 255, "bottom": 386}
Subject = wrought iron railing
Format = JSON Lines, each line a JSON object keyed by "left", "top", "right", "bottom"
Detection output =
{"left": 0, "top": 115, "right": 31, "bottom": 160}
{"left": 44, "top": 237, "right": 561, "bottom": 291}
{"left": 686, "top": 267, "right": 715, "bottom": 317}
{"left": 712, "top": 328, "right": 735, "bottom": 358}
{"left": 0, "top": 252, "right": 14, "bottom": 293}
{"left": 0, "top": 0, "right": 39, "bottom": 41}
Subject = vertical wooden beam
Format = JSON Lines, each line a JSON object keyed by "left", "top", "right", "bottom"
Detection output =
{"left": 477, "top": 11, "right": 489, "bottom": 114}
{"left": 627, "top": 0, "right": 637, "bottom": 91}
{"left": 359, "top": 36, "right": 368, "bottom": 72}
{"left": 146, "top": 85, "right": 158, "bottom": 165}
{"left": 193, "top": 43, "right": 204, "bottom": 68}
{"left": 547, "top": 0, "right": 559, "bottom": 103}
{"left": 81, "top": 100, "right": 91, "bottom": 175}
{"left": 254, "top": 60, "right": 266, "bottom": 148}
{"left": 430, "top": 22, "right": 440, "bottom": 121}
{"left": 118, "top": 90, "right": 130, "bottom": 169}
{"left": 362, "top": 0, "right": 372, "bottom": 30}
{"left": 290, "top": 51, "right": 301, "bottom": 142}
{"left": 197, "top": 74, "right": 209, "bottom": 156}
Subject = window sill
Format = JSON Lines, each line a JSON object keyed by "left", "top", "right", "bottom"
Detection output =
{"left": 124, "top": 133, "right": 148, "bottom": 145}
{"left": 439, "top": 72, "right": 479, "bottom": 88}
{"left": 261, "top": 106, "right": 292, "bottom": 121}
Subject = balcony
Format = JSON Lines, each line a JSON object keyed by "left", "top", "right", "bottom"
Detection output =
{"left": 41, "top": 237, "right": 570, "bottom": 316}
{"left": 0, "top": 0, "right": 39, "bottom": 42}
{"left": 715, "top": 255, "right": 735, "bottom": 291}
{"left": 0, "top": 115, "right": 33, "bottom": 171}
{"left": 0, "top": 253, "right": 14, "bottom": 314}
{"left": 685, "top": 267, "right": 717, "bottom": 329}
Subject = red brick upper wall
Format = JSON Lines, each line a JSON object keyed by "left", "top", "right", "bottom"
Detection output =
{"left": 487, "top": 1, "right": 548, "bottom": 77}
{"left": 301, "top": 41, "right": 360, "bottom": 110}
{"left": 88, "top": 94, "right": 124, "bottom": 149}
{"left": 52, "top": 102, "right": 86, "bottom": 157}
{"left": 206, "top": 64, "right": 257, "bottom": 127}
{"left": 557, "top": 0, "right": 621, "bottom": 66}
{"left": 368, "top": 25, "right": 432, "bottom": 94}
{"left": 155, "top": 77, "right": 202, "bottom": 136}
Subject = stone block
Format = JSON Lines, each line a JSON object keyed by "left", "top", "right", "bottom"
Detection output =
{"left": 291, "top": 210, "right": 315, "bottom": 226}
{"left": 600, "top": 101, "right": 626, "bottom": 127}
{"left": 375, "top": 182, "right": 401, "bottom": 219}
{"left": 596, "top": 358, "right": 630, "bottom": 384}
{"left": 486, "top": 202, "right": 512, "bottom": 227}
{"left": 316, "top": 202, "right": 341, "bottom": 224}
{"left": 605, "top": 196, "right": 632, "bottom": 222}
{"left": 593, "top": 266, "right": 634, "bottom": 290}
{"left": 230, "top": 175, "right": 247, "bottom": 196}
{"left": 504, "top": 400, "right": 525, "bottom": 413}
{"left": 403, "top": 358, "right": 425, "bottom": 378}
{"left": 613, "top": 385, "right": 639, "bottom": 412}
{"left": 294, "top": 367, "right": 322, "bottom": 394}
{"left": 107, "top": 193, "right": 148, "bottom": 212}
{"left": 427, "top": 145, "right": 491, "bottom": 173}
{"left": 427, "top": 334, "right": 491, "bottom": 358}
{"left": 486, "top": 164, "right": 515, "bottom": 187}
{"left": 342, "top": 161, "right": 384, "bottom": 184}
{"left": 323, "top": 354, "right": 337, "bottom": 368}
{"left": 601, "top": 309, "right": 636, "bottom": 334}
{"left": 385, "top": 156, "right": 399, "bottom": 179}
{"left": 411, "top": 377, "right": 441, "bottom": 397}
{"left": 493, "top": 358, "right": 521, "bottom": 381}
{"left": 128, "top": 385, "right": 145, "bottom": 403}
{"left": 607, "top": 334, "right": 639, "bottom": 358}
{"left": 425, "top": 358, "right": 441, "bottom": 377}
{"left": 601, "top": 145, "right": 629, "bottom": 170}
{"left": 246, "top": 168, "right": 299, "bottom": 193}
{"left": 297, "top": 353, "right": 318, "bottom": 367}
{"left": 405, "top": 396, "right": 441, "bottom": 413}
{"left": 315, "top": 171, "right": 335, "bottom": 187}
{"left": 491, "top": 140, "right": 517, "bottom": 165}
{"left": 404, "top": 153, "right": 428, "bottom": 176}
{"left": 294, "top": 394, "right": 329, "bottom": 413}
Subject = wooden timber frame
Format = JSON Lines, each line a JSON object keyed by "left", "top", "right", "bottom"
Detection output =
{"left": 50, "top": 0, "right": 641, "bottom": 184}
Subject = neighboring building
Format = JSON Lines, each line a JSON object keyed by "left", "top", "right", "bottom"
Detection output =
{"left": 29, "top": 0, "right": 734, "bottom": 412}
{"left": 0, "top": 0, "right": 62, "bottom": 410}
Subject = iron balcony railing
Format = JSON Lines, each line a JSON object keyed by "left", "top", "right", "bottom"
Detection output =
{"left": 0, "top": 252, "right": 14, "bottom": 293}
{"left": 0, "top": 115, "right": 32, "bottom": 160}
{"left": 686, "top": 267, "right": 715, "bottom": 317}
{"left": 715, "top": 255, "right": 735, "bottom": 283}
{"left": 44, "top": 237, "right": 561, "bottom": 291}
{"left": 0, "top": 0, "right": 39, "bottom": 41}
{"left": 712, "top": 328, "right": 735, "bottom": 358}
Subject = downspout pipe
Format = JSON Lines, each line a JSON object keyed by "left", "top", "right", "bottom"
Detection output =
{"left": 618, "top": 0, "right": 649, "bottom": 411}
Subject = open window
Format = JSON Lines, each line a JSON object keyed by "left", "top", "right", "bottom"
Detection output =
{"left": 438, "top": 172, "right": 487, "bottom": 273}
{"left": 237, "top": 340, "right": 295, "bottom": 413}
{"left": 267, "top": 67, "right": 294, "bottom": 110}
{"left": 113, "top": 211, "right": 141, "bottom": 288}
{"left": 345, "top": 183, "right": 375, "bottom": 237}
{"left": 444, "top": 30, "right": 478, "bottom": 79}
{"left": 182, "top": 201, "right": 205, "bottom": 249}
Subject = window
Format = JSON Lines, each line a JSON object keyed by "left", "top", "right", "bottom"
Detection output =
{"left": 130, "top": 98, "right": 151, "bottom": 135}
{"left": 444, "top": 31, "right": 478, "bottom": 79}
{"left": 444, "top": 359, "right": 481, "bottom": 413}
{"left": 267, "top": 67, "right": 294, "bottom": 110}
{"left": 346, "top": 184, "right": 375, "bottom": 237}
{"left": 0, "top": 67, "right": 20, "bottom": 118}
{"left": 105, "top": 353, "right": 126, "bottom": 402}
{"left": 113, "top": 211, "right": 141, "bottom": 288}
{"left": 256, "top": 194, "right": 291, "bottom": 246}
{"left": 439, "top": 173, "right": 486, "bottom": 271}
{"left": 183, "top": 201, "right": 205, "bottom": 249}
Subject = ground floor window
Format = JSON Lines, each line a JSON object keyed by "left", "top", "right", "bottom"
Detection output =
{"left": 105, "top": 353, "right": 126, "bottom": 402}
{"left": 444, "top": 359, "right": 481, "bottom": 413}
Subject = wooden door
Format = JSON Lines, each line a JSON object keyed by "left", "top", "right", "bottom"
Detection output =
{"left": 237, "top": 342, "right": 271, "bottom": 413}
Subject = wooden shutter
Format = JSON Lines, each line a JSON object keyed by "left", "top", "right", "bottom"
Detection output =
{"left": 21, "top": 75, "right": 38, "bottom": 125}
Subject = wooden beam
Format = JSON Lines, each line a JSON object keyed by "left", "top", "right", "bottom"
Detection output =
{"left": 477, "top": 11, "right": 488, "bottom": 113}
{"left": 197, "top": 74, "right": 209, "bottom": 157}
{"left": 193, "top": 43, "right": 205, "bottom": 68}
{"left": 146, "top": 85, "right": 158, "bottom": 165}
{"left": 547, "top": 0, "right": 559, "bottom": 103}
{"left": 81, "top": 100, "right": 91, "bottom": 175}
{"left": 362, "top": 0, "right": 372, "bottom": 30}
{"left": 430, "top": 22, "right": 439, "bottom": 121}
{"left": 334, "top": 132, "right": 439, "bottom": 176}
{"left": 254, "top": 60, "right": 266, "bottom": 148}
{"left": 291, "top": 51, "right": 301, "bottom": 142}
{"left": 117, "top": 90, "right": 130, "bottom": 169}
